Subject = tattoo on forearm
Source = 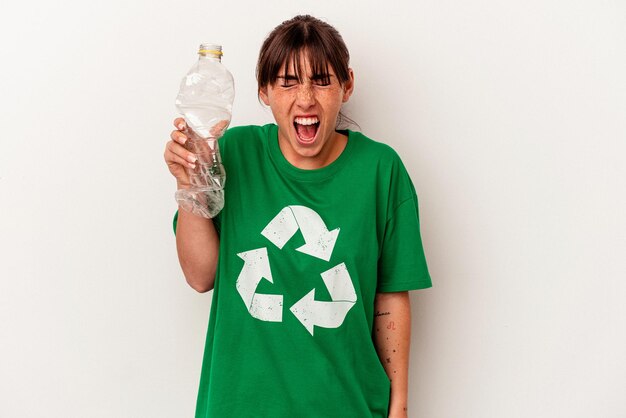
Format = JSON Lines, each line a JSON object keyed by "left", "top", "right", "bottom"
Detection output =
{"left": 375, "top": 311, "right": 390, "bottom": 317}
{"left": 387, "top": 321, "right": 396, "bottom": 330}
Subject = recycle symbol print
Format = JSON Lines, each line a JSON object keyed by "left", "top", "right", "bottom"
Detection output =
{"left": 235, "top": 205, "right": 357, "bottom": 336}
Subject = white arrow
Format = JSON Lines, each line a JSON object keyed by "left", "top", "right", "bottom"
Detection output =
{"left": 290, "top": 206, "right": 340, "bottom": 262}
{"left": 290, "top": 290, "right": 356, "bottom": 336}
{"left": 320, "top": 263, "right": 357, "bottom": 301}
{"left": 261, "top": 205, "right": 340, "bottom": 262}
{"left": 289, "top": 263, "right": 357, "bottom": 336}
{"left": 261, "top": 207, "right": 299, "bottom": 249}
{"left": 236, "top": 248, "right": 283, "bottom": 322}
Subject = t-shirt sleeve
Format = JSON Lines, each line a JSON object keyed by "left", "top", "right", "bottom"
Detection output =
{"left": 377, "top": 192, "right": 432, "bottom": 292}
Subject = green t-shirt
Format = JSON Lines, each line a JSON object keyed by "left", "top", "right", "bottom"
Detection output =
{"left": 173, "top": 124, "right": 431, "bottom": 418}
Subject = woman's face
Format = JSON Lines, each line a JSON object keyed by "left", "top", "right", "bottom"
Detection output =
{"left": 259, "top": 53, "right": 354, "bottom": 169}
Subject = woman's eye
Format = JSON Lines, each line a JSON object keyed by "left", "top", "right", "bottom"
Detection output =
{"left": 312, "top": 74, "right": 332, "bottom": 86}
{"left": 280, "top": 79, "right": 298, "bottom": 87}
{"left": 313, "top": 78, "right": 331, "bottom": 86}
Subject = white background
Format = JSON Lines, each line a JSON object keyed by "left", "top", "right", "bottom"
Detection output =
{"left": 1, "top": 0, "right": 624, "bottom": 417}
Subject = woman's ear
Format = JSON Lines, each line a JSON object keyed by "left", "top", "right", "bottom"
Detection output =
{"left": 342, "top": 68, "right": 355, "bottom": 103}
{"left": 259, "top": 86, "right": 270, "bottom": 106}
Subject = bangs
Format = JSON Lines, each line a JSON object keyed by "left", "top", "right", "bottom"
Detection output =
{"left": 257, "top": 16, "right": 350, "bottom": 88}
{"left": 282, "top": 46, "right": 332, "bottom": 85}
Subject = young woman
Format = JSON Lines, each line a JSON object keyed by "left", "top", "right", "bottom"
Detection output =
{"left": 164, "top": 15, "right": 431, "bottom": 418}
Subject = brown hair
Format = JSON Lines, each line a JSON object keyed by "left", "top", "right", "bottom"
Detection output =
{"left": 256, "top": 15, "right": 351, "bottom": 89}
{"left": 256, "top": 15, "right": 357, "bottom": 128}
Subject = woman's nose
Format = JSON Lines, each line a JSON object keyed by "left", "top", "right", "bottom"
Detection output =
{"left": 296, "top": 83, "right": 315, "bottom": 107}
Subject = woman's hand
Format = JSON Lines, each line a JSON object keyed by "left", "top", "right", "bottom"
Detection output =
{"left": 163, "top": 117, "right": 198, "bottom": 189}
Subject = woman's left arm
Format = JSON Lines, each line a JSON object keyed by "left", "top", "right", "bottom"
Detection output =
{"left": 373, "top": 291, "right": 412, "bottom": 418}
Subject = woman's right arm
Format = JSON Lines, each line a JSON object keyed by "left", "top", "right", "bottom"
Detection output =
{"left": 165, "top": 118, "right": 219, "bottom": 292}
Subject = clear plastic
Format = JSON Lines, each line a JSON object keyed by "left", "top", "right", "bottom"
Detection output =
{"left": 174, "top": 44, "right": 235, "bottom": 218}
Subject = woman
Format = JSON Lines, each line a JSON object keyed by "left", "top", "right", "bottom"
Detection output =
{"left": 164, "top": 15, "right": 431, "bottom": 418}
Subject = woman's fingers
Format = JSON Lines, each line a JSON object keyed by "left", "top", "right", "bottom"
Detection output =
{"left": 172, "top": 118, "right": 188, "bottom": 144}
{"left": 166, "top": 117, "right": 195, "bottom": 186}
{"left": 166, "top": 151, "right": 196, "bottom": 171}
{"left": 173, "top": 117, "right": 186, "bottom": 130}
{"left": 165, "top": 140, "right": 198, "bottom": 168}
{"left": 171, "top": 128, "right": 188, "bottom": 145}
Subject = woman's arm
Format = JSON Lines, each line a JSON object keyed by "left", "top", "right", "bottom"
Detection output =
{"left": 175, "top": 204, "right": 220, "bottom": 293}
{"left": 166, "top": 118, "right": 220, "bottom": 293}
{"left": 373, "top": 291, "right": 412, "bottom": 418}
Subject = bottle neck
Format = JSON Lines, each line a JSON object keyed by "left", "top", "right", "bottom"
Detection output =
{"left": 198, "top": 55, "right": 222, "bottom": 62}
{"left": 198, "top": 44, "right": 223, "bottom": 62}
{"left": 198, "top": 54, "right": 222, "bottom": 62}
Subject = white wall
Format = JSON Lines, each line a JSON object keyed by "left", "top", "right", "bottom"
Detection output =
{"left": 1, "top": 0, "right": 624, "bottom": 417}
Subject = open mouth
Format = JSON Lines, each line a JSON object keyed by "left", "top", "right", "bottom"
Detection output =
{"left": 294, "top": 116, "right": 320, "bottom": 145}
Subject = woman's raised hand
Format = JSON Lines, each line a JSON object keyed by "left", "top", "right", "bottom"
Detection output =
{"left": 164, "top": 118, "right": 197, "bottom": 189}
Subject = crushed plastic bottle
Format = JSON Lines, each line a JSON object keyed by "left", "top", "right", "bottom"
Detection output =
{"left": 174, "top": 43, "right": 235, "bottom": 218}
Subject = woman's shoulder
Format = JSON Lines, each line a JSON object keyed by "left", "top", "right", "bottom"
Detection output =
{"left": 220, "top": 124, "right": 275, "bottom": 155}
{"left": 222, "top": 124, "right": 273, "bottom": 141}
{"left": 347, "top": 131, "right": 418, "bottom": 203}
{"left": 347, "top": 130, "right": 403, "bottom": 164}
